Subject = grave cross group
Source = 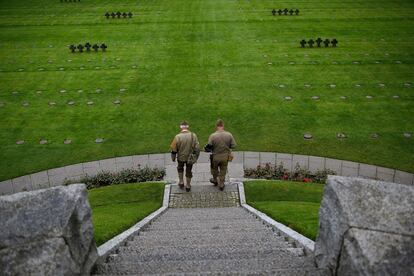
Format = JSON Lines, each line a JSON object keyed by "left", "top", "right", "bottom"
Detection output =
{"left": 105, "top": 12, "right": 133, "bottom": 19}
{"left": 69, "top": 43, "right": 107, "bottom": 53}
{"left": 300, "top": 38, "right": 338, "bottom": 48}
{"left": 60, "top": 0, "right": 80, "bottom": 2}
{"left": 272, "top": 8, "right": 299, "bottom": 16}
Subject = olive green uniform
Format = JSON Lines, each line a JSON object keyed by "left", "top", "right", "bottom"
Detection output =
{"left": 207, "top": 130, "right": 237, "bottom": 188}
{"left": 170, "top": 130, "right": 199, "bottom": 188}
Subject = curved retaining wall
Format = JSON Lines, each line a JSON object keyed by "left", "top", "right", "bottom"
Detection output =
{"left": 0, "top": 151, "right": 413, "bottom": 195}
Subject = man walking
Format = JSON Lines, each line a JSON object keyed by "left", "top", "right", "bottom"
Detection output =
{"left": 205, "top": 119, "right": 237, "bottom": 191}
{"left": 170, "top": 121, "right": 200, "bottom": 192}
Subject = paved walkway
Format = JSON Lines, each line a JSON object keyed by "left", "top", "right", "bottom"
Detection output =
{"left": 94, "top": 168, "right": 322, "bottom": 275}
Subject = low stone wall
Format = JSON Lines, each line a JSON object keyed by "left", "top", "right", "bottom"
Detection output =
{"left": 0, "top": 184, "right": 98, "bottom": 275}
{"left": 0, "top": 151, "right": 413, "bottom": 195}
{"left": 315, "top": 176, "right": 414, "bottom": 275}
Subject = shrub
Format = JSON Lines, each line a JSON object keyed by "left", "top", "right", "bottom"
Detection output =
{"left": 244, "top": 163, "right": 336, "bottom": 184}
{"left": 65, "top": 165, "right": 165, "bottom": 189}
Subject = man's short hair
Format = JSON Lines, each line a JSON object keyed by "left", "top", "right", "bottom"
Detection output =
{"left": 180, "top": 121, "right": 189, "bottom": 129}
{"left": 216, "top": 119, "right": 224, "bottom": 127}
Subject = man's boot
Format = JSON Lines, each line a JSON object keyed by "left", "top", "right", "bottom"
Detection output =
{"left": 210, "top": 176, "right": 218, "bottom": 186}
{"left": 185, "top": 177, "right": 192, "bottom": 192}
{"left": 178, "top": 173, "right": 184, "bottom": 189}
{"left": 218, "top": 176, "right": 225, "bottom": 191}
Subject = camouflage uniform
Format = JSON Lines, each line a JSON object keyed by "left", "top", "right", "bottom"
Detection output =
{"left": 170, "top": 130, "right": 199, "bottom": 189}
{"left": 207, "top": 130, "right": 236, "bottom": 188}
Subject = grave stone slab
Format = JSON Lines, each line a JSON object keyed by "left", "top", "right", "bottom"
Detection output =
{"left": 12, "top": 176, "right": 33, "bottom": 193}
{"left": 276, "top": 153, "right": 293, "bottom": 172}
{"left": 67, "top": 101, "right": 75, "bottom": 105}
{"left": 392, "top": 95, "right": 400, "bottom": 99}
{"left": 16, "top": 140, "right": 24, "bottom": 145}
{"left": 304, "top": 133, "right": 313, "bottom": 140}
{"left": 113, "top": 100, "right": 121, "bottom": 105}
{"left": 371, "top": 133, "right": 379, "bottom": 139}
{"left": 340, "top": 96, "right": 347, "bottom": 100}
{"left": 284, "top": 96, "right": 292, "bottom": 101}
{"left": 337, "top": 133, "right": 347, "bottom": 139}
{"left": 49, "top": 102, "right": 56, "bottom": 106}
{"left": 95, "top": 138, "right": 104, "bottom": 143}
{"left": 39, "top": 139, "right": 48, "bottom": 145}
{"left": 403, "top": 132, "right": 412, "bottom": 138}
{"left": 87, "top": 101, "right": 94, "bottom": 105}
{"left": 311, "top": 96, "right": 320, "bottom": 100}
{"left": 22, "top": 102, "right": 29, "bottom": 107}
{"left": 63, "top": 139, "right": 72, "bottom": 144}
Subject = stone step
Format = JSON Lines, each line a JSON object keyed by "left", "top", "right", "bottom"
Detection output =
{"left": 95, "top": 255, "right": 316, "bottom": 275}
{"left": 115, "top": 242, "right": 302, "bottom": 257}
{"left": 145, "top": 221, "right": 269, "bottom": 231}
{"left": 94, "top": 267, "right": 327, "bottom": 276}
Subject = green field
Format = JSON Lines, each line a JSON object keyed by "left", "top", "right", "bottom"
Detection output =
{"left": 0, "top": 0, "right": 413, "bottom": 180}
{"left": 244, "top": 180, "right": 324, "bottom": 240}
{"left": 88, "top": 182, "right": 164, "bottom": 246}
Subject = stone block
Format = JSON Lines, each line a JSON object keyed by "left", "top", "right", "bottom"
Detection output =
{"left": 0, "top": 184, "right": 98, "bottom": 275}
{"left": 337, "top": 228, "right": 414, "bottom": 276}
{"left": 309, "top": 156, "right": 325, "bottom": 173}
{"left": 99, "top": 158, "right": 117, "bottom": 172}
{"left": 115, "top": 156, "right": 134, "bottom": 171}
{"left": 231, "top": 151, "right": 244, "bottom": 164}
{"left": 30, "top": 171, "right": 50, "bottom": 190}
{"left": 315, "top": 176, "right": 414, "bottom": 274}
{"left": 64, "top": 164, "right": 84, "bottom": 181}
{"left": 394, "top": 170, "right": 413, "bottom": 185}
{"left": 164, "top": 153, "right": 175, "bottom": 166}
{"left": 376, "top": 167, "right": 395, "bottom": 182}
{"left": 12, "top": 176, "right": 33, "bottom": 193}
{"left": 82, "top": 161, "right": 100, "bottom": 177}
{"left": 149, "top": 153, "right": 165, "bottom": 168}
{"left": 292, "top": 154, "right": 309, "bottom": 170}
{"left": 325, "top": 158, "right": 342, "bottom": 174}
{"left": 341, "top": 161, "right": 359, "bottom": 177}
{"left": 228, "top": 163, "right": 244, "bottom": 179}
{"left": 0, "top": 180, "right": 13, "bottom": 196}
{"left": 276, "top": 153, "right": 293, "bottom": 171}
{"left": 259, "top": 152, "right": 276, "bottom": 166}
{"left": 132, "top": 155, "right": 149, "bottom": 168}
{"left": 47, "top": 167, "right": 67, "bottom": 187}
{"left": 358, "top": 164, "right": 377, "bottom": 179}
{"left": 244, "top": 152, "right": 260, "bottom": 169}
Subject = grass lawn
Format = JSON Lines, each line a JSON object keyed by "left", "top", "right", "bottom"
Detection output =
{"left": 88, "top": 182, "right": 165, "bottom": 246}
{"left": 0, "top": 0, "right": 413, "bottom": 180}
{"left": 244, "top": 180, "right": 324, "bottom": 240}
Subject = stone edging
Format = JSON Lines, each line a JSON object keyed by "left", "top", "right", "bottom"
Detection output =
{"left": 1, "top": 151, "right": 413, "bottom": 195}
{"left": 236, "top": 181, "right": 315, "bottom": 254}
{"left": 96, "top": 184, "right": 171, "bottom": 260}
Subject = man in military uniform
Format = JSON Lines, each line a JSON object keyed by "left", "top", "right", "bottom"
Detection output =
{"left": 205, "top": 119, "right": 237, "bottom": 191}
{"left": 170, "top": 121, "right": 200, "bottom": 192}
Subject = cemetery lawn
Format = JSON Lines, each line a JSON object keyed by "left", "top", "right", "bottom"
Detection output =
{"left": 0, "top": 0, "right": 413, "bottom": 180}
{"left": 88, "top": 182, "right": 165, "bottom": 246}
{"left": 244, "top": 180, "right": 324, "bottom": 240}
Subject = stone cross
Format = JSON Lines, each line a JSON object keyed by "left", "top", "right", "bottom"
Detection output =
{"left": 323, "top": 39, "right": 330, "bottom": 47}
{"left": 92, "top": 44, "right": 99, "bottom": 52}
{"left": 316, "top": 37, "right": 323, "bottom": 47}
{"left": 277, "top": 9, "right": 283, "bottom": 15}
{"left": 300, "top": 39, "right": 306, "bottom": 48}
{"left": 128, "top": 12, "right": 133, "bottom": 18}
{"left": 289, "top": 9, "right": 294, "bottom": 15}
{"left": 308, "top": 39, "right": 315, "bottom": 48}
{"left": 85, "top": 42, "right": 91, "bottom": 52}
{"left": 100, "top": 43, "right": 107, "bottom": 51}
{"left": 272, "top": 9, "right": 276, "bottom": 16}
{"left": 116, "top": 11, "right": 121, "bottom": 18}
{"left": 111, "top": 12, "right": 116, "bottom": 18}
{"left": 77, "top": 44, "right": 84, "bottom": 52}
{"left": 283, "top": 8, "right": 288, "bottom": 15}
{"left": 122, "top": 12, "right": 127, "bottom": 18}
{"left": 69, "top": 44, "right": 76, "bottom": 53}
{"left": 105, "top": 12, "right": 110, "bottom": 18}
{"left": 331, "top": 38, "right": 338, "bottom": 47}
{"left": 295, "top": 9, "right": 299, "bottom": 15}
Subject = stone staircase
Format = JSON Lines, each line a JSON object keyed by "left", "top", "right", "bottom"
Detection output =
{"left": 93, "top": 182, "right": 324, "bottom": 275}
